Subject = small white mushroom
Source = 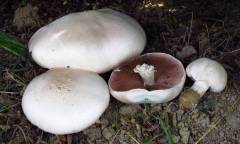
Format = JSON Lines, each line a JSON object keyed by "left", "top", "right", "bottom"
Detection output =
{"left": 29, "top": 8, "right": 146, "bottom": 73}
{"left": 108, "top": 53, "right": 186, "bottom": 103}
{"left": 179, "top": 58, "right": 227, "bottom": 109}
{"left": 22, "top": 69, "right": 109, "bottom": 134}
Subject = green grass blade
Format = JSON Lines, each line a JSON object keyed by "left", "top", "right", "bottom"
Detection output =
{"left": 0, "top": 102, "right": 11, "bottom": 113}
{"left": 155, "top": 116, "right": 174, "bottom": 144}
{"left": 0, "top": 32, "right": 26, "bottom": 57}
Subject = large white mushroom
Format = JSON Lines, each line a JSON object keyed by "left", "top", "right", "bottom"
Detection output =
{"left": 108, "top": 53, "right": 186, "bottom": 103}
{"left": 29, "top": 8, "right": 146, "bottom": 73}
{"left": 179, "top": 58, "right": 227, "bottom": 109}
{"left": 22, "top": 69, "right": 109, "bottom": 135}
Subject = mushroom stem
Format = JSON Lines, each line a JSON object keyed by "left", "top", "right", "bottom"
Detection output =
{"left": 134, "top": 63, "right": 155, "bottom": 86}
{"left": 191, "top": 80, "right": 209, "bottom": 97}
{"left": 179, "top": 81, "right": 209, "bottom": 109}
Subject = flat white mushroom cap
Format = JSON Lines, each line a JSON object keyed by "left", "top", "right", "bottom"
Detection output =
{"left": 186, "top": 58, "right": 227, "bottom": 92}
{"left": 29, "top": 8, "right": 146, "bottom": 73}
{"left": 22, "top": 69, "right": 109, "bottom": 134}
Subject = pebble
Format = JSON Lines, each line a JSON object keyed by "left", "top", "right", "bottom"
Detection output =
{"left": 179, "top": 127, "right": 190, "bottom": 144}
{"left": 100, "top": 118, "right": 109, "bottom": 129}
{"left": 102, "top": 127, "right": 116, "bottom": 140}
{"left": 83, "top": 126, "right": 102, "bottom": 141}
{"left": 13, "top": 4, "right": 40, "bottom": 30}
{"left": 176, "top": 45, "right": 197, "bottom": 60}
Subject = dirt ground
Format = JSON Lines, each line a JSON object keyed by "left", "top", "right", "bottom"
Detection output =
{"left": 0, "top": 0, "right": 240, "bottom": 144}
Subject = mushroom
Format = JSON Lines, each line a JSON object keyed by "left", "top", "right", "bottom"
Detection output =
{"left": 29, "top": 8, "right": 146, "bottom": 73}
{"left": 22, "top": 69, "right": 109, "bottom": 135}
{"left": 108, "top": 53, "right": 186, "bottom": 103}
{"left": 179, "top": 58, "right": 227, "bottom": 109}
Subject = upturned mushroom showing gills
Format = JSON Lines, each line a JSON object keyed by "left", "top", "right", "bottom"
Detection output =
{"left": 29, "top": 8, "right": 146, "bottom": 73}
{"left": 108, "top": 53, "right": 186, "bottom": 103}
{"left": 22, "top": 69, "right": 109, "bottom": 135}
{"left": 179, "top": 58, "right": 227, "bottom": 109}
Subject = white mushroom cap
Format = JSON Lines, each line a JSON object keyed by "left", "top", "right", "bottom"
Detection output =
{"left": 22, "top": 69, "right": 109, "bottom": 134}
{"left": 29, "top": 8, "right": 146, "bottom": 73}
{"left": 186, "top": 58, "right": 227, "bottom": 94}
{"left": 179, "top": 57, "right": 227, "bottom": 109}
{"left": 108, "top": 53, "right": 186, "bottom": 103}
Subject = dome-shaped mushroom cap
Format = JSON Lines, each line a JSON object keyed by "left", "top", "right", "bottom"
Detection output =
{"left": 29, "top": 9, "right": 146, "bottom": 73}
{"left": 22, "top": 69, "right": 109, "bottom": 134}
{"left": 186, "top": 58, "right": 227, "bottom": 92}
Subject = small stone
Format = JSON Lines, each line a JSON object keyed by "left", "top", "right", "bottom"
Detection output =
{"left": 179, "top": 127, "right": 190, "bottom": 144}
{"left": 176, "top": 45, "right": 197, "bottom": 60}
{"left": 100, "top": 118, "right": 109, "bottom": 129}
{"left": 119, "top": 105, "right": 140, "bottom": 116}
{"left": 102, "top": 127, "right": 115, "bottom": 140}
{"left": 13, "top": 4, "right": 40, "bottom": 30}
{"left": 83, "top": 126, "right": 102, "bottom": 141}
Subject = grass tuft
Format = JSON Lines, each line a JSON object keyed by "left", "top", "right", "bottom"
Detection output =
{"left": 154, "top": 116, "right": 174, "bottom": 144}
{"left": 0, "top": 32, "right": 27, "bottom": 57}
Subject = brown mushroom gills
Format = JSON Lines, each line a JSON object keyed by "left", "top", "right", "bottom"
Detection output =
{"left": 109, "top": 53, "right": 185, "bottom": 91}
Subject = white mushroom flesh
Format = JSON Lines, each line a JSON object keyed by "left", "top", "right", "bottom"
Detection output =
{"left": 133, "top": 63, "right": 155, "bottom": 86}
{"left": 191, "top": 80, "right": 209, "bottom": 97}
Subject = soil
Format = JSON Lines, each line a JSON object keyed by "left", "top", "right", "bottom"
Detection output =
{"left": 0, "top": 0, "right": 240, "bottom": 144}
